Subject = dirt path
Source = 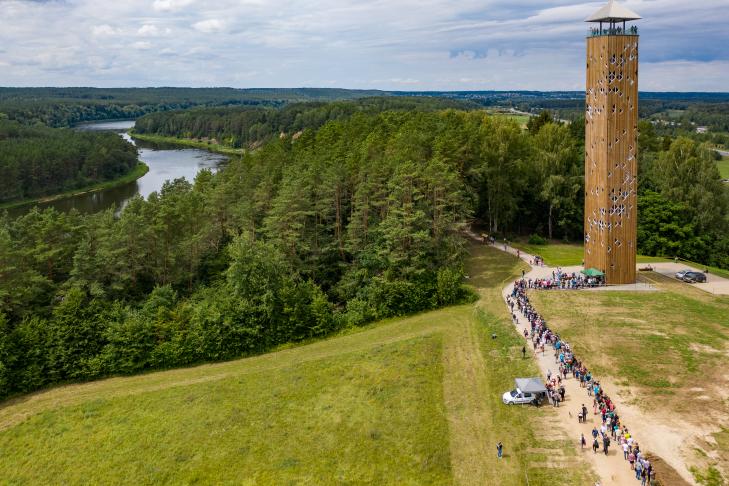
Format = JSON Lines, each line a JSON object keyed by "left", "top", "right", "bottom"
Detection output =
{"left": 504, "top": 279, "right": 640, "bottom": 485}
{"left": 498, "top": 243, "right": 697, "bottom": 485}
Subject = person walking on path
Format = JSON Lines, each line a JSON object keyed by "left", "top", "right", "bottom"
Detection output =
{"left": 496, "top": 441, "right": 503, "bottom": 460}
{"left": 603, "top": 435, "right": 610, "bottom": 455}
{"left": 581, "top": 433, "right": 586, "bottom": 450}
{"left": 522, "top": 346, "right": 526, "bottom": 359}
{"left": 592, "top": 437, "right": 600, "bottom": 454}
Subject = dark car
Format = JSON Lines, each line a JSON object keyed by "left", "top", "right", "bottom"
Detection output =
{"left": 682, "top": 271, "right": 707, "bottom": 283}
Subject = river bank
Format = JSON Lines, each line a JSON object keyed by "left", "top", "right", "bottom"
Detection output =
{"left": 6, "top": 120, "right": 230, "bottom": 217}
{"left": 129, "top": 131, "right": 246, "bottom": 157}
{"left": 0, "top": 162, "right": 149, "bottom": 212}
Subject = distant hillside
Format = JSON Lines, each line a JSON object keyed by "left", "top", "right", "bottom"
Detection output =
{"left": 0, "top": 87, "right": 388, "bottom": 127}
{"left": 391, "top": 90, "right": 729, "bottom": 122}
{"left": 2, "top": 86, "right": 728, "bottom": 128}
{"left": 132, "top": 96, "right": 479, "bottom": 149}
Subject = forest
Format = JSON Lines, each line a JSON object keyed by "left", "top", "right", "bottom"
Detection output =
{"left": 0, "top": 120, "right": 139, "bottom": 204}
{"left": 1, "top": 101, "right": 728, "bottom": 400}
{"left": 0, "top": 87, "right": 384, "bottom": 127}
{"left": 132, "top": 97, "right": 477, "bottom": 148}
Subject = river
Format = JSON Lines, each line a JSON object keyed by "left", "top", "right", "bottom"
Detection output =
{"left": 8, "top": 120, "right": 228, "bottom": 217}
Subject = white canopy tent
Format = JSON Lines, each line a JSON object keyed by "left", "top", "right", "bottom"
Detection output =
{"left": 515, "top": 377, "right": 547, "bottom": 395}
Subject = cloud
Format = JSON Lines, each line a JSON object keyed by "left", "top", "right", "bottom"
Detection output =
{"left": 92, "top": 24, "right": 119, "bottom": 37}
{"left": 137, "top": 24, "right": 171, "bottom": 37}
{"left": 130, "top": 41, "right": 153, "bottom": 50}
{"left": 152, "top": 0, "right": 196, "bottom": 12}
{"left": 192, "top": 19, "right": 227, "bottom": 33}
{"left": 0, "top": 0, "right": 726, "bottom": 91}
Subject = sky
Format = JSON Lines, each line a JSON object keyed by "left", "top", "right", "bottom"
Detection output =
{"left": 0, "top": 0, "right": 727, "bottom": 91}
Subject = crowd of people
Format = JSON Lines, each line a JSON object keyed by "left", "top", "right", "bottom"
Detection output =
{"left": 521, "top": 268, "right": 604, "bottom": 289}
{"left": 507, "top": 278, "right": 658, "bottom": 485}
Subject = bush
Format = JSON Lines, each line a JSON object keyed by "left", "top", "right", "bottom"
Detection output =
{"left": 528, "top": 234, "right": 547, "bottom": 245}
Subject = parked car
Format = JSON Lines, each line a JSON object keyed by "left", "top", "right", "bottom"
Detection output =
{"left": 675, "top": 269, "right": 692, "bottom": 280}
{"left": 682, "top": 271, "right": 707, "bottom": 283}
{"left": 502, "top": 389, "right": 540, "bottom": 405}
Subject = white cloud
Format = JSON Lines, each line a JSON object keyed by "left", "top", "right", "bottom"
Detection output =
{"left": 152, "top": 0, "right": 196, "bottom": 12}
{"left": 92, "top": 24, "right": 119, "bottom": 37}
{"left": 138, "top": 24, "right": 171, "bottom": 37}
{"left": 130, "top": 41, "right": 153, "bottom": 50}
{"left": 192, "top": 19, "right": 227, "bottom": 33}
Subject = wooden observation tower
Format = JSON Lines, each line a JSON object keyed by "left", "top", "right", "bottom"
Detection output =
{"left": 584, "top": 0, "right": 641, "bottom": 284}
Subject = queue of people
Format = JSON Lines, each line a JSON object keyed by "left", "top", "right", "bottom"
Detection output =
{"left": 507, "top": 278, "right": 658, "bottom": 485}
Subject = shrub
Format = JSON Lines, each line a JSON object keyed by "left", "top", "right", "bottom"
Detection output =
{"left": 528, "top": 234, "right": 547, "bottom": 245}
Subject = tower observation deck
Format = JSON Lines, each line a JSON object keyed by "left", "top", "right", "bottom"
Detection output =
{"left": 584, "top": 0, "right": 641, "bottom": 284}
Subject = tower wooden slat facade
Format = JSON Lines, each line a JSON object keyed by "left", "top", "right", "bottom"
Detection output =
{"left": 584, "top": 1, "right": 641, "bottom": 284}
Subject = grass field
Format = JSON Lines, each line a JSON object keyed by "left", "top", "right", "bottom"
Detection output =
{"left": 509, "top": 240, "right": 729, "bottom": 279}
{"left": 718, "top": 157, "right": 729, "bottom": 179}
{"left": 488, "top": 112, "right": 531, "bottom": 127}
{"left": 0, "top": 244, "right": 596, "bottom": 485}
{"left": 529, "top": 274, "right": 729, "bottom": 483}
{"left": 511, "top": 240, "right": 674, "bottom": 267}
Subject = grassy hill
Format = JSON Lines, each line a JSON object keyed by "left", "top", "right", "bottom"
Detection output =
{"left": 0, "top": 244, "right": 595, "bottom": 485}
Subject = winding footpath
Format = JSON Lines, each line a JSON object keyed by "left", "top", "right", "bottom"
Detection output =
{"left": 493, "top": 241, "right": 697, "bottom": 486}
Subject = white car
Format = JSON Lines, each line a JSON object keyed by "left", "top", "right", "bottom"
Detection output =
{"left": 502, "top": 389, "right": 538, "bottom": 405}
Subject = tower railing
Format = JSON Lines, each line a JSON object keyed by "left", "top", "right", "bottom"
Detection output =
{"left": 588, "top": 25, "right": 638, "bottom": 37}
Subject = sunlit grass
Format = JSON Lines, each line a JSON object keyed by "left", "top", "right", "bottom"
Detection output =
{"left": 509, "top": 240, "right": 586, "bottom": 266}
{"left": 717, "top": 157, "right": 729, "bottom": 179}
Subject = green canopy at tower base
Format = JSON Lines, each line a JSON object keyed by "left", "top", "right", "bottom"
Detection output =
{"left": 581, "top": 268, "right": 605, "bottom": 277}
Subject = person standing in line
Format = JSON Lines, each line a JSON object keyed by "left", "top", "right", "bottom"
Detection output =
{"left": 622, "top": 440, "right": 629, "bottom": 460}
{"left": 496, "top": 441, "right": 503, "bottom": 460}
